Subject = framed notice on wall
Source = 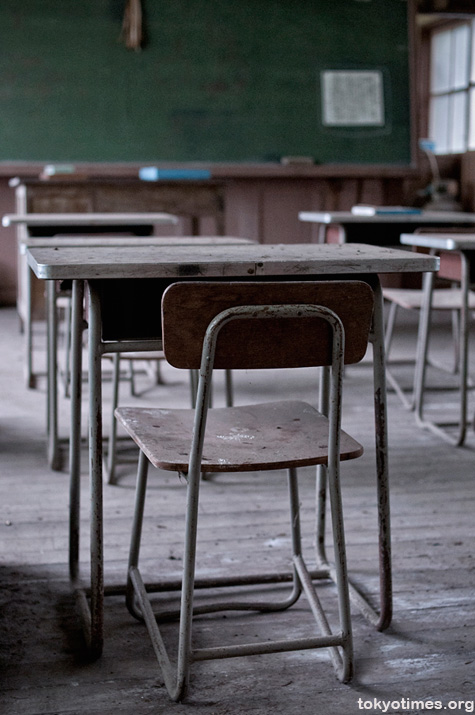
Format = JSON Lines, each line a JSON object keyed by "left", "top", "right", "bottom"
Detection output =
{"left": 321, "top": 70, "right": 385, "bottom": 127}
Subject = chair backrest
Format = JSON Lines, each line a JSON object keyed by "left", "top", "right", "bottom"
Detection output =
{"left": 162, "top": 281, "right": 374, "bottom": 370}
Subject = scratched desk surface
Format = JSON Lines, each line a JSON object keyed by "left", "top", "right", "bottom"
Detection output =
{"left": 27, "top": 242, "right": 439, "bottom": 280}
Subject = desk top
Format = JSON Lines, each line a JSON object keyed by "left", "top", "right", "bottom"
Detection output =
{"left": 27, "top": 242, "right": 439, "bottom": 281}
{"left": 2, "top": 212, "right": 178, "bottom": 227}
{"left": 20, "top": 235, "right": 253, "bottom": 250}
{"left": 298, "top": 210, "right": 475, "bottom": 226}
{"left": 400, "top": 232, "right": 475, "bottom": 252}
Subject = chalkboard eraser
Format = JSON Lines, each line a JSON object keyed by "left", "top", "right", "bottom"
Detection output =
{"left": 280, "top": 156, "right": 314, "bottom": 166}
{"left": 41, "top": 164, "right": 76, "bottom": 177}
{"left": 139, "top": 167, "right": 211, "bottom": 181}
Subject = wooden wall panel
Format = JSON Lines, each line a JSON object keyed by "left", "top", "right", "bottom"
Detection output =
{"left": 0, "top": 173, "right": 420, "bottom": 306}
{"left": 261, "top": 181, "right": 314, "bottom": 245}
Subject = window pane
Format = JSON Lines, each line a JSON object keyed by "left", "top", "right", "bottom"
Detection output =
{"left": 429, "top": 95, "right": 449, "bottom": 153}
{"left": 449, "top": 91, "right": 467, "bottom": 153}
{"left": 431, "top": 30, "right": 451, "bottom": 92}
{"left": 468, "top": 87, "right": 475, "bottom": 150}
{"left": 452, "top": 24, "right": 470, "bottom": 90}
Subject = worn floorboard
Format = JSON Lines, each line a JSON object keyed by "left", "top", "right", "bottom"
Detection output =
{"left": 1, "top": 307, "right": 474, "bottom": 714}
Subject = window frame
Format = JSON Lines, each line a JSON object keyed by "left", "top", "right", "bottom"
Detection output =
{"left": 428, "top": 18, "right": 475, "bottom": 155}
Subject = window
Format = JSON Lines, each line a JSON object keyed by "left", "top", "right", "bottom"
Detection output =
{"left": 428, "top": 20, "right": 475, "bottom": 154}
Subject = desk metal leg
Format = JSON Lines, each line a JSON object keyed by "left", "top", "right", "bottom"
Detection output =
{"left": 74, "top": 283, "right": 164, "bottom": 657}
{"left": 69, "top": 279, "right": 102, "bottom": 655}
{"left": 315, "top": 279, "right": 392, "bottom": 632}
{"left": 25, "top": 265, "right": 35, "bottom": 388}
{"left": 68, "top": 280, "right": 103, "bottom": 658}
{"left": 370, "top": 279, "right": 392, "bottom": 631}
{"left": 46, "top": 280, "right": 62, "bottom": 471}
{"left": 87, "top": 284, "right": 104, "bottom": 658}
{"left": 69, "top": 280, "right": 84, "bottom": 584}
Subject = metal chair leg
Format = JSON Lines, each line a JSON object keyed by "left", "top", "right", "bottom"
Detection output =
{"left": 126, "top": 449, "right": 149, "bottom": 620}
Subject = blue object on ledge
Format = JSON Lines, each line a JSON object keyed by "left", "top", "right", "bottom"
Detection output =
{"left": 139, "top": 167, "right": 212, "bottom": 181}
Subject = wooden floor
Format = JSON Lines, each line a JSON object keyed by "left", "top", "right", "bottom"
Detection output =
{"left": 1, "top": 306, "right": 474, "bottom": 715}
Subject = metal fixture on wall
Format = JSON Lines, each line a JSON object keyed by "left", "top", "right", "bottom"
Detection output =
{"left": 120, "top": 0, "right": 143, "bottom": 51}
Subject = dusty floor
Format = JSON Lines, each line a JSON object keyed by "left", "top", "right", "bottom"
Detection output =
{"left": 1, "top": 307, "right": 474, "bottom": 714}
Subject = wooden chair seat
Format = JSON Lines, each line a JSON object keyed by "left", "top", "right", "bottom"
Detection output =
{"left": 383, "top": 287, "right": 475, "bottom": 311}
{"left": 116, "top": 399, "right": 364, "bottom": 473}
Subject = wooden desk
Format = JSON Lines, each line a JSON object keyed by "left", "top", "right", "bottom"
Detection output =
{"left": 2, "top": 212, "right": 179, "bottom": 227}
{"left": 3, "top": 212, "right": 178, "bottom": 388}
{"left": 400, "top": 232, "right": 475, "bottom": 446}
{"left": 27, "top": 242, "right": 439, "bottom": 657}
{"left": 298, "top": 210, "right": 475, "bottom": 245}
{"left": 29, "top": 242, "right": 437, "bottom": 279}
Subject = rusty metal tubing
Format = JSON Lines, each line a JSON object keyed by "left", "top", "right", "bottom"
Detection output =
{"left": 69, "top": 280, "right": 85, "bottom": 583}
{"left": 315, "top": 365, "right": 331, "bottom": 566}
{"left": 100, "top": 566, "right": 331, "bottom": 599}
{"left": 318, "top": 307, "right": 353, "bottom": 682}
{"left": 129, "top": 565, "right": 178, "bottom": 698}
{"left": 192, "top": 633, "right": 345, "bottom": 662}
{"left": 61, "top": 295, "right": 72, "bottom": 398}
{"left": 85, "top": 286, "right": 165, "bottom": 655}
{"left": 126, "top": 448, "right": 150, "bottom": 621}
{"left": 369, "top": 279, "right": 392, "bottom": 631}
{"left": 47, "top": 280, "right": 62, "bottom": 470}
{"left": 25, "top": 257, "right": 34, "bottom": 388}
{"left": 293, "top": 555, "right": 351, "bottom": 682}
{"left": 87, "top": 283, "right": 105, "bottom": 659}
{"left": 152, "top": 466, "right": 304, "bottom": 622}
{"left": 314, "top": 286, "right": 393, "bottom": 634}
{"left": 128, "top": 302, "right": 354, "bottom": 700}
{"left": 67, "top": 279, "right": 165, "bottom": 655}
{"left": 105, "top": 353, "right": 121, "bottom": 485}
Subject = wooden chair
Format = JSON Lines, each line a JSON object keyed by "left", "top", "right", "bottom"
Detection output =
{"left": 115, "top": 280, "right": 374, "bottom": 701}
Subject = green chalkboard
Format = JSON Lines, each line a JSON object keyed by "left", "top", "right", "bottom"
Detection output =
{"left": 0, "top": 0, "right": 412, "bottom": 165}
